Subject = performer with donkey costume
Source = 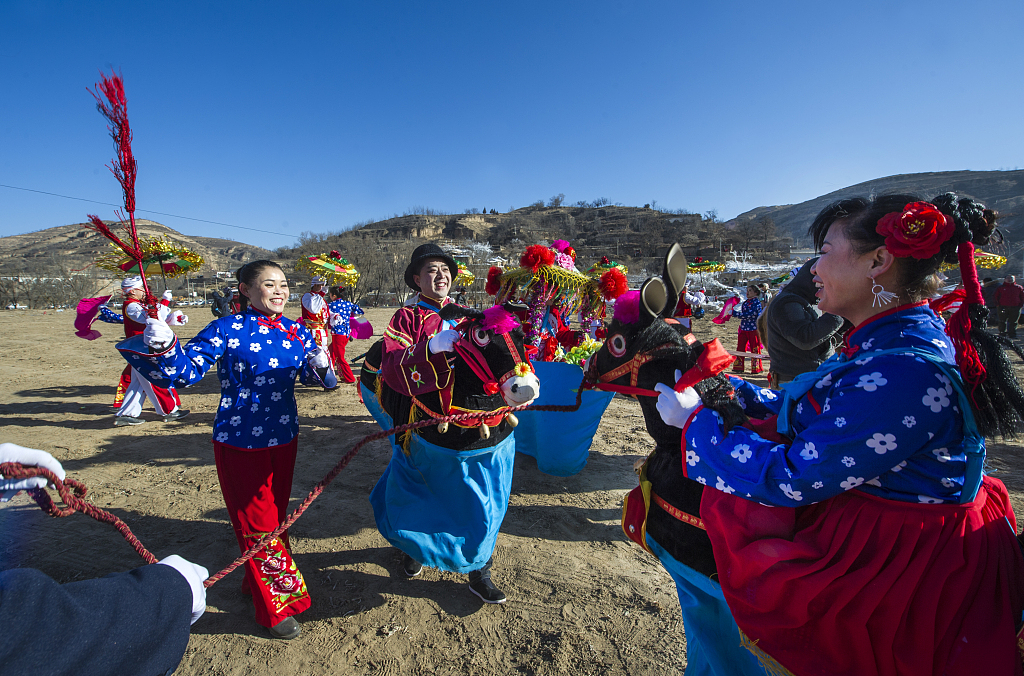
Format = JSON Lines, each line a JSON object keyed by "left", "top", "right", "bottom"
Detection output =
{"left": 361, "top": 243, "right": 540, "bottom": 603}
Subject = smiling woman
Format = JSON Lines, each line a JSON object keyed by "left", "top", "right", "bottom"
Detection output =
{"left": 117, "top": 257, "right": 333, "bottom": 640}
{"left": 657, "top": 192, "right": 1024, "bottom": 675}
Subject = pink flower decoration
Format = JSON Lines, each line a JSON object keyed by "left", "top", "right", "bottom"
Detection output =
{"left": 614, "top": 290, "right": 641, "bottom": 325}
{"left": 555, "top": 252, "right": 574, "bottom": 270}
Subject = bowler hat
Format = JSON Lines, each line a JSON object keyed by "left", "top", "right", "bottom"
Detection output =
{"left": 404, "top": 243, "right": 457, "bottom": 291}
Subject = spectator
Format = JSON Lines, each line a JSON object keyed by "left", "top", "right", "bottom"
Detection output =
{"left": 994, "top": 275, "right": 1024, "bottom": 338}
{"left": 763, "top": 258, "right": 845, "bottom": 387}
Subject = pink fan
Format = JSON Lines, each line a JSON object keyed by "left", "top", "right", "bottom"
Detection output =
{"left": 712, "top": 297, "right": 740, "bottom": 325}
{"left": 75, "top": 295, "right": 112, "bottom": 340}
{"left": 350, "top": 317, "right": 373, "bottom": 339}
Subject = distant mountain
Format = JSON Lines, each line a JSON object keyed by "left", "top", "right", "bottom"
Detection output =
{"left": 0, "top": 219, "right": 277, "bottom": 277}
{"left": 725, "top": 170, "right": 1024, "bottom": 245}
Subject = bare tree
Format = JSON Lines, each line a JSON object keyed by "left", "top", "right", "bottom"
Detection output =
{"left": 731, "top": 218, "right": 760, "bottom": 253}
{"left": 756, "top": 215, "right": 777, "bottom": 249}
{"left": 548, "top": 193, "right": 565, "bottom": 207}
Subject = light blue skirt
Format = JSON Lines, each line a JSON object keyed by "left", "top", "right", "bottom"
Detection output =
{"left": 365, "top": 390, "right": 515, "bottom": 573}
{"left": 646, "top": 534, "right": 765, "bottom": 676}
{"left": 513, "top": 361, "right": 614, "bottom": 476}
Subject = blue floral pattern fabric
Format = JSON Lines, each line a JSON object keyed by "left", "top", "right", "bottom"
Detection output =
{"left": 327, "top": 299, "right": 365, "bottom": 336}
{"left": 119, "top": 309, "right": 317, "bottom": 449}
{"left": 684, "top": 303, "right": 971, "bottom": 506}
{"left": 99, "top": 306, "right": 123, "bottom": 323}
{"left": 732, "top": 297, "right": 763, "bottom": 331}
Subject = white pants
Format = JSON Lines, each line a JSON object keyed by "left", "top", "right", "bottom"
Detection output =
{"left": 116, "top": 367, "right": 180, "bottom": 417}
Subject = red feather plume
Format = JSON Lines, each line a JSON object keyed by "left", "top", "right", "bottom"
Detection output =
{"left": 520, "top": 244, "right": 555, "bottom": 272}
{"left": 486, "top": 266, "right": 504, "bottom": 296}
{"left": 599, "top": 268, "right": 629, "bottom": 300}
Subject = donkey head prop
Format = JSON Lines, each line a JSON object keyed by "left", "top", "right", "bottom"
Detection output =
{"left": 587, "top": 244, "right": 743, "bottom": 576}
{"left": 360, "top": 302, "right": 539, "bottom": 452}
{"left": 438, "top": 302, "right": 541, "bottom": 408}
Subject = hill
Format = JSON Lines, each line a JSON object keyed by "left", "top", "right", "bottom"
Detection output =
{"left": 0, "top": 219, "right": 276, "bottom": 276}
{"left": 726, "top": 170, "right": 1024, "bottom": 246}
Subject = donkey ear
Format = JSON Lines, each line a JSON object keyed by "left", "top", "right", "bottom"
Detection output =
{"left": 502, "top": 300, "right": 528, "bottom": 314}
{"left": 639, "top": 278, "right": 668, "bottom": 327}
{"left": 439, "top": 304, "right": 484, "bottom": 323}
{"left": 661, "top": 243, "right": 687, "bottom": 315}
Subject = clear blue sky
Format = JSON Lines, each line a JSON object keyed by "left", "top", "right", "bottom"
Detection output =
{"left": 2, "top": 1, "right": 1021, "bottom": 250}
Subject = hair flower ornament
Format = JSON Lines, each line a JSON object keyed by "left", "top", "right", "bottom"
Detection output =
{"left": 876, "top": 201, "right": 955, "bottom": 259}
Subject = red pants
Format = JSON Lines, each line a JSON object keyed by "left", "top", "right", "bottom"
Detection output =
{"left": 213, "top": 438, "right": 311, "bottom": 627}
{"left": 733, "top": 330, "right": 763, "bottom": 373}
{"left": 329, "top": 334, "right": 356, "bottom": 383}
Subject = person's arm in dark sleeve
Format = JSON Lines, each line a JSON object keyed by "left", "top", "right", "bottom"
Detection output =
{"left": 0, "top": 564, "right": 193, "bottom": 676}
{"left": 774, "top": 301, "right": 845, "bottom": 350}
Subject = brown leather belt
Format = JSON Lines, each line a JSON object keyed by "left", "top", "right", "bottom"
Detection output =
{"left": 651, "top": 491, "right": 706, "bottom": 531}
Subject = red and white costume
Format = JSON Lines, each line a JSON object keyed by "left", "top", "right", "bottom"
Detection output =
{"left": 300, "top": 278, "right": 336, "bottom": 379}
{"left": 115, "top": 278, "right": 184, "bottom": 417}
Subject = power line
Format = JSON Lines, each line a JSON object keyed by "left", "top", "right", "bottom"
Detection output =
{"left": 0, "top": 182, "right": 295, "bottom": 239}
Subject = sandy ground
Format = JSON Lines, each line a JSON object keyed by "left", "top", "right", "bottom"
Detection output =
{"left": 3, "top": 306, "right": 1024, "bottom": 676}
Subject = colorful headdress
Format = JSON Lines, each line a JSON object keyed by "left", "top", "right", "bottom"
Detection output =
{"left": 687, "top": 256, "right": 726, "bottom": 273}
{"left": 295, "top": 250, "right": 360, "bottom": 288}
{"left": 454, "top": 262, "right": 476, "bottom": 287}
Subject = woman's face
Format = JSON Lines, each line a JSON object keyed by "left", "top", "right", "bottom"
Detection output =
{"left": 811, "top": 220, "right": 878, "bottom": 324}
{"left": 240, "top": 266, "right": 288, "bottom": 316}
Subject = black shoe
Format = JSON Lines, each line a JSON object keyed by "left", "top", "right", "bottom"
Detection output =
{"left": 163, "top": 408, "right": 190, "bottom": 422}
{"left": 114, "top": 416, "right": 146, "bottom": 427}
{"left": 468, "top": 577, "right": 506, "bottom": 604}
{"left": 402, "top": 554, "right": 422, "bottom": 578}
{"left": 268, "top": 617, "right": 301, "bottom": 640}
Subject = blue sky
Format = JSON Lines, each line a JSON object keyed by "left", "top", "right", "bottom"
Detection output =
{"left": 2, "top": 1, "right": 1021, "bottom": 250}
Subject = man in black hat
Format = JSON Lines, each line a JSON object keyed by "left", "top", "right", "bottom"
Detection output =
{"left": 373, "top": 244, "right": 508, "bottom": 603}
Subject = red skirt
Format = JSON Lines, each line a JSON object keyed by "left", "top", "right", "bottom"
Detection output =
{"left": 702, "top": 476, "right": 1024, "bottom": 676}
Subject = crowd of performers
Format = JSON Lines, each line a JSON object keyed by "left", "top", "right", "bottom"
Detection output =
{"left": 6, "top": 193, "right": 1024, "bottom": 675}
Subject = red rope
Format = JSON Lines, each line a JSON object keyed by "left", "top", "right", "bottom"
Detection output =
{"left": 0, "top": 463, "right": 158, "bottom": 565}
{"left": 4, "top": 375, "right": 589, "bottom": 587}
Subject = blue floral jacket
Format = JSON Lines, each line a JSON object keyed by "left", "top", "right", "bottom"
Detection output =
{"left": 683, "top": 302, "right": 974, "bottom": 505}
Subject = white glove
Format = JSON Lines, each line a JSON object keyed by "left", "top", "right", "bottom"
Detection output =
{"left": 655, "top": 370, "right": 702, "bottom": 429}
{"left": 168, "top": 310, "right": 189, "bottom": 326}
{"left": 308, "top": 347, "right": 329, "bottom": 369}
{"left": 143, "top": 318, "right": 175, "bottom": 351}
{"left": 162, "top": 290, "right": 173, "bottom": 301}
{"left": 157, "top": 554, "right": 209, "bottom": 625}
{"left": 0, "top": 442, "right": 66, "bottom": 501}
{"left": 428, "top": 329, "right": 461, "bottom": 355}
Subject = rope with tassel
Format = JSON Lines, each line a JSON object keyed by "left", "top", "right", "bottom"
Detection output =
{"left": 2, "top": 376, "right": 590, "bottom": 587}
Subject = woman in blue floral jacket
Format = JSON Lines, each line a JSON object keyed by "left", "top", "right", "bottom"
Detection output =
{"left": 658, "top": 194, "right": 1024, "bottom": 676}
{"left": 120, "top": 260, "right": 329, "bottom": 640}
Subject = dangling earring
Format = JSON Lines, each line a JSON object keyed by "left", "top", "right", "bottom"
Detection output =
{"left": 870, "top": 277, "right": 897, "bottom": 307}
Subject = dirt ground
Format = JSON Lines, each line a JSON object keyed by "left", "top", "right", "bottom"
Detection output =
{"left": 3, "top": 306, "right": 1024, "bottom": 676}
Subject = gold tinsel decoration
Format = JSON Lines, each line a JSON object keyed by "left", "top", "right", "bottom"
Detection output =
{"left": 295, "top": 252, "right": 361, "bottom": 287}
{"left": 454, "top": 262, "right": 476, "bottom": 287}
{"left": 96, "top": 236, "right": 204, "bottom": 279}
{"left": 494, "top": 264, "right": 594, "bottom": 315}
{"left": 939, "top": 249, "right": 1008, "bottom": 273}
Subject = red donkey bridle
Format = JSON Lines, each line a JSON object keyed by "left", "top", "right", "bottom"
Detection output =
{"left": 585, "top": 333, "right": 735, "bottom": 398}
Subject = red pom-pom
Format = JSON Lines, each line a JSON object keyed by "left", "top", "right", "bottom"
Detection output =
{"left": 330, "top": 250, "right": 341, "bottom": 260}
{"left": 483, "top": 381, "right": 500, "bottom": 395}
{"left": 520, "top": 245, "right": 556, "bottom": 271}
{"left": 599, "top": 268, "right": 629, "bottom": 300}
{"left": 486, "top": 266, "right": 504, "bottom": 296}
{"left": 600, "top": 256, "right": 610, "bottom": 264}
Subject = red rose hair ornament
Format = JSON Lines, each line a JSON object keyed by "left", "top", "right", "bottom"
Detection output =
{"left": 564, "top": 246, "right": 577, "bottom": 262}
{"left": 876, "top": 202, "right": 955, "bottom": 259}
{"left": 520, "top": 244, "right": 555, "bottom": 272}
{"left": 485, "top": 266, "right": 504, "bottom": 296}
{"left": 600, "top": 256, "right": 610, "bottom": 264}
{"left": 599, "top": 268, "right": 629, "bottom": 300}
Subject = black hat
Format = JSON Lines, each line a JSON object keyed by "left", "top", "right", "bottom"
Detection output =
{"left": 404, "top": 243, "right": 458, "bottom": 291}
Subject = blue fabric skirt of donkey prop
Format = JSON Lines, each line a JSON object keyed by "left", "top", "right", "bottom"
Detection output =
{"left": 513, "top": 361, "right": 613, "bottom": 477}
{"left": 370, "top": 432, "right": 515, "bottom": 573}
